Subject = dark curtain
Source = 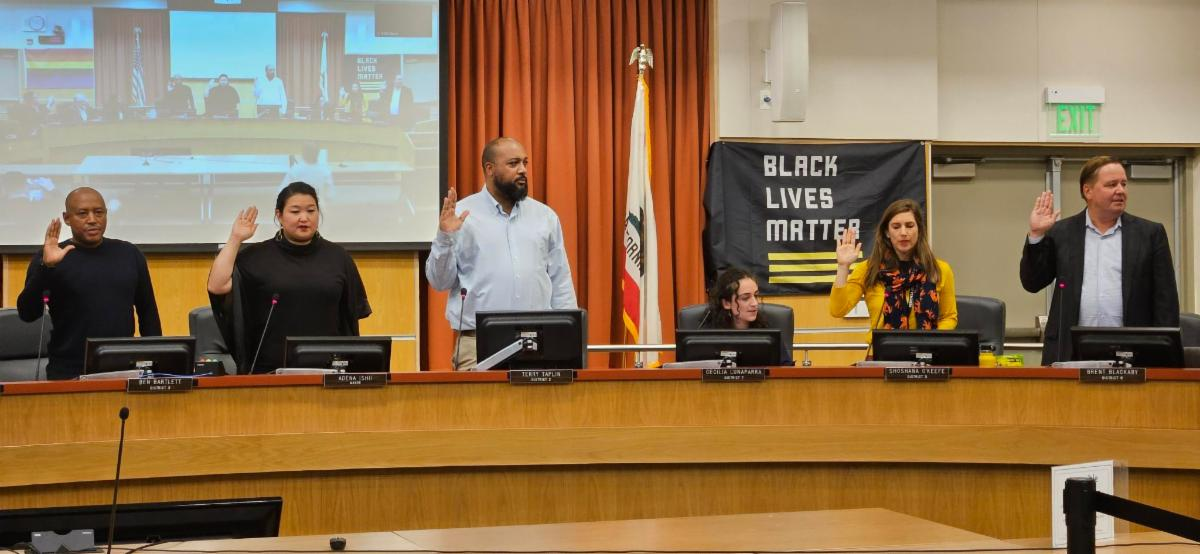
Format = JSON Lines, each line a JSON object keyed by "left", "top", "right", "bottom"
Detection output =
{"left": 276, "top": 13, "right": 346, "bottom": 111}
{"left": 423, "top": 0, "right": 711, "bottom": 368}
{"left": 93, "top": 8, "right": 169, "bottom": 108}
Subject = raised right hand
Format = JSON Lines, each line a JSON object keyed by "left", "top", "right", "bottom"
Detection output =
{"left": 41, "top": 218, "right": 74, "bottom": 268}
{"left": 835, "top": 227, "right": 862, "bottom": 266}
{"left": 1028, "top": 191, "right": 1060, "bottom": 238}
{"left": 438, "top": 189, "right": 469, "bottom": 233}
{"left": 229, "top": 206, "right": 258, "bottom": 243}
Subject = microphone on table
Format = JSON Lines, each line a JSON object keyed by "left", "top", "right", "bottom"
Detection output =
{"left": 105, "top": 407, "right": 130, "bottom": 554}
{"left": 35, "top": 290, "right": 49, "bottom": 381}
{"left": 247, "top": 293, "right": 280, "bottom": 375}
{"left": 453, "top": 288, "right": 467, "bottom": 370}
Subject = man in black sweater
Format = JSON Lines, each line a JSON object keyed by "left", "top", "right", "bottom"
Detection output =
{"left": 17, "top": 188, "right": 162, "bottom": 379}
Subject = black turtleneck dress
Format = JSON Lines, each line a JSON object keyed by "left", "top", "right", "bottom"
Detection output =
{"left": 209, "top": 235, "right": 371, "bottom": 373}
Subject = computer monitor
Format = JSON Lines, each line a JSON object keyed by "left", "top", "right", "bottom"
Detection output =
{"left": 675, "top": 329, "right": 783, "bottom": 366}
{"left": 283, "top": 337, "right": 392, "bottom": 372}
{"left": 871, "top": 330, "right": 980, "bottom": 366}
{"left": 83, "top": 337, "right": 196, "bottom": 376}
{"left": 0, "top": 497, "right": 282, "bottom": 548}
{"left": 1071, "top": 326, "right": 1183, "bottom": 368}
{"left": 475, "top": 310, "right": 588, "bottom": 370}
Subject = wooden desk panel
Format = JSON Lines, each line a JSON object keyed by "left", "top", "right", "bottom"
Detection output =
{"left": 1, "top": 370, "right": 1197, "bottom": 539}
{"left": 150, "top": 510, "right": 1200, "bottom": 554}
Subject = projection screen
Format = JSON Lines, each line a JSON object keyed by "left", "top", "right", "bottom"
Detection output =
{"left": 0, "top": 0, "right": 440, "bottom": 248}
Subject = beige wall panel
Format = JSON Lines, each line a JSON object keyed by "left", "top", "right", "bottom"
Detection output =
{"left": 937, "top": 0, "right": 1040, "bottom": 141}
{"left": 931, "top": 162, "right": 1047, "bottom": 333}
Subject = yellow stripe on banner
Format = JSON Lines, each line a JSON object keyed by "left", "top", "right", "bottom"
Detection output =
{"left": 769, "top": 262, "right": 859, "bottom": 273}
{"left": 768, "top": 252, "right": 845, "bottom": 261}
{"left": 769, "top": 275, "right": 837, "bottom": 284}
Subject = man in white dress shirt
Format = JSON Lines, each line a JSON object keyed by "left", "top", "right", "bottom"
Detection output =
{"left": 254, "top": 64, "right": 287, "bottom": 118}
{"left": 426, "top": 137, "right": 578, "bottom": 369}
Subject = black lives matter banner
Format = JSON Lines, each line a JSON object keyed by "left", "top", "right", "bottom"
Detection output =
{"left": 705, "top": 141, "right": 926, "bottom": 294}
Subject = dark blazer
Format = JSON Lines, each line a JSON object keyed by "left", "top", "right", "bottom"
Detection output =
{"left": 1020, "top": 210, "right": 1179, "bottom": 364}
{"left": 371, "top": 83, "right": 417, "bottom": 127}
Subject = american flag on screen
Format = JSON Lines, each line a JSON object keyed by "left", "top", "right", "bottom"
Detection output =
{"left": 130, "top": 27, "right": 146, "bottom": 107}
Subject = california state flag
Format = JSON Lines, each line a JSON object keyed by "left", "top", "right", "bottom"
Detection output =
{"left": 622, "top": 74, "right": 661, "bottom": 366}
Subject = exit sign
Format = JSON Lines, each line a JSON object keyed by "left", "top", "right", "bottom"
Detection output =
{"left": 1050, "top": 103, "right": 1100, "bottom": 139}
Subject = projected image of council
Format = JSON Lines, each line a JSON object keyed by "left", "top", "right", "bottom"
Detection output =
{"left": 0, "top": 1, "right": 439, "bottom": 245}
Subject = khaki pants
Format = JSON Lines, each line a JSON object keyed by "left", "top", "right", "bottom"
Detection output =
{"left": 452, "top": 333, "right": 477, "bottom": 371}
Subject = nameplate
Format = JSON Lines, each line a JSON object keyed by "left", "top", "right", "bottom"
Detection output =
{"left": 508, "top": 369, "right": 575, "bottom": 385}
{"left": 702, "top": 367, "right": 768, "bottom": 383}
{"left": 323, "top": 373, "right": 388, "bottom": 388}
{"left": 127, "top": 377, "right": 194, "bottom": 393}
{"left": 1079, "top": 367, "right": 1146, "bottom": 384}
{"left": 884, "top": 367, "right": 952, "bottom": 382}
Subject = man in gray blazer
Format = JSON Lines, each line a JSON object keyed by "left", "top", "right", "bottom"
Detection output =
{"left": 1020, "top": 155, "right": 1179, "bottom": 364}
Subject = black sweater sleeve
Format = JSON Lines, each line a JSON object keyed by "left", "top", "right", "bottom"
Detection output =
{"left": 16, "top": 254, "right": 51, "bottom": 322}
{"left": 133, "top": 248, "right": 163, "bottom": 336}
{"left": 338, "top": 251, "right": 372, "bottom": 336}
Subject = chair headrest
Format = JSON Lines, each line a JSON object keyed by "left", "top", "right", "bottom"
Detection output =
{"left": 0, "top": 308, "right": 51, "bottom": 360}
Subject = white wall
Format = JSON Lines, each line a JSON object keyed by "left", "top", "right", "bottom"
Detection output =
{"left": 716, "top": 0, "right": 939, "bottom": 140}
{"left": 718, "top": 0, "right": 1200, "bottom": 143}
{"left": 940, "top": 0, "right": 1200, "bottom": 143}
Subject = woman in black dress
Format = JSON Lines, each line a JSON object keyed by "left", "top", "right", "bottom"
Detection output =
{"left": 207, "top": 182, "right": 371, "bottom": 373}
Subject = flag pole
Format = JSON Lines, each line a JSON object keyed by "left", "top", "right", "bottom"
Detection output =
{"left": 630, "top": 43, "right": 653, "bottom": 76}
{"left": 622, "top": 44, "right": 658, "bottom": 368}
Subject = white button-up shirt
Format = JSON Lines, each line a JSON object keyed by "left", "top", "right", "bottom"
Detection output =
{"left": 1078, "top": 214, "right": 1123, "bottom": 327}
{"left": 426, "top": 188, "right": 577, "bottom": 330}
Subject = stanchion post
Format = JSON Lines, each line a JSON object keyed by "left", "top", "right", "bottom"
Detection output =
{"left": 1065, "top": 477, "right": 1097, "bottom": 554}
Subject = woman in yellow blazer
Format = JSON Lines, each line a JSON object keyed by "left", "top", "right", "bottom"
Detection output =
{"left": 829, "top": 199, "right": 957, "bottom": 334}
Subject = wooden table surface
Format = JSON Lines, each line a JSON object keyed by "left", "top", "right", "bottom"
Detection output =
{"left": 3, "top": 369, "right": 1198, "bottom": 540}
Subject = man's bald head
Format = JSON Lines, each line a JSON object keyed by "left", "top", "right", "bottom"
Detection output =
{"left": 65, "top": 187, "right": 104, "bottom": 212}
{"left": 62, "top": 187, "right": 107, "bottom": 247}
{"left": 481, "top": 137, "right": 523, "bottom": 170}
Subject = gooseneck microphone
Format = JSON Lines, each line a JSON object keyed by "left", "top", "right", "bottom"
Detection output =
{"left": 34, "top": 290, "right": 49, "bottom": 381}
{"left": 1055, "top": 280, "right": 1068, "bottom": 363}
{"left": 453, "top": 288, "right": 467, "bottom": 370}
{"left": 247, "top": 293, "right": 280, "bottom": 375}
{"left": 106, "top": 406, "right": 130, "bottom": 554}
{"left": 862, "top": 300, "right": 886, "bottom": 362}
{"left": 697, "top": 307, "right": 713, "bottom": 329}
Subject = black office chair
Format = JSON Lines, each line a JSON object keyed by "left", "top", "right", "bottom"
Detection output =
{"left": 955, "top": 295, "right": 1006, "bottom": 355}
{"left": 677, "top": 303, "right": 795, "bottom": 364}
{"left": 189, "top": 306, "right": 236, "bottom": 375}
{"left": 1180, "top": 312, "right": 1200, "bottom": 368}
{"left": 0, "top": 308, "right": 52, "bottom": 382}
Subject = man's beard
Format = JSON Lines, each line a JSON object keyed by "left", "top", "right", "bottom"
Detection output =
{"left": 495, "top": 175, "right": 528, "bottom": 204}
